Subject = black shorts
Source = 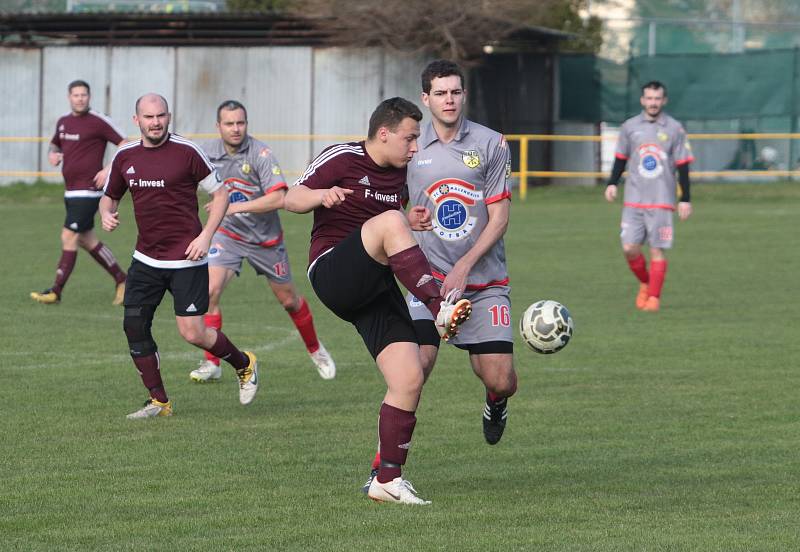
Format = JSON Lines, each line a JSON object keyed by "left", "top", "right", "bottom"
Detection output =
{"left": 63, "top": 196, "right": 100, "bottom": 233}
{"left": 413, "top": 320, "right": 513, "bottom": 355}
{"left": 309, "top": 230, "right": 417, "bottom": 359}
{"left": 124, "top": 258, "right": 209, "bottom": 316}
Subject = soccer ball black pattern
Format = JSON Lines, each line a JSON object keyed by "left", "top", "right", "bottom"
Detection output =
{"left": 519, "top": 300, "right": 574, "bottom": 354}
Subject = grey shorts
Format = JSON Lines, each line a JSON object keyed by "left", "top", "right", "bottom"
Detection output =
{"left": 207, "top": 231, "right": 292, "bottom": 284}
{"left": 407, "top": 285, "right": 514, "bottom": 347}
{"left": 620, "top": 207, "right": 674, "bottom": 249}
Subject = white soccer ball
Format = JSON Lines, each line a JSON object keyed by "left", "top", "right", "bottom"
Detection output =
{"left": 519, "top": 300, "right": 574, "bottom": 354}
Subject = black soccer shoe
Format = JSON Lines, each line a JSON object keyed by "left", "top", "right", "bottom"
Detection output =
{"left": 482, "top": 395, "right": 508, "bottom": 445}
{"left": 361, "top": 467, "right": 379, "bottom": 495}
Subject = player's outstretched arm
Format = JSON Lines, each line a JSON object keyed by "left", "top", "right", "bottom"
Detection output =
{"left": 226, "top": 188, "right": 286, "bottom": 216}
{"left": 99, "top": 195, "right": 120, "bottom": 232}
{"left": 285, "top": 184, "right": 352, "bottom": 213}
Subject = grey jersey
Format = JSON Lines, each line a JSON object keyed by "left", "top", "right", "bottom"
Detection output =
{"left": 407, "top": 119, "right": 511, "bottom": 288}
{"left": 202, "top": 136, "right": 287, "bottom": 247}
{"left": 615, "top": 112, "right": 694, "bottom": 209}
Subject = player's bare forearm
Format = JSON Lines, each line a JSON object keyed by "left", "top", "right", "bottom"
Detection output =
{"left": 99, "top": 195, "right": 120, "bottom": 232}
{"left": 203, "top": 188, "right": 229, "bottom": 235}
{"left": 285, "top": 185, "right": 352, "bottom": 212}
{"left": 228, "top": 189, "right": 285, "bottom": 215}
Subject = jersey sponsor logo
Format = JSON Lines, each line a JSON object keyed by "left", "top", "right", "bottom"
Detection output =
{"left": 223, "top": 177, "right": 256, "bottom": 203}
{"left": 636, "top": 143, "right": 666, "bottom": 179}
{"left": 416, "top": 158, "right": 433, "bottom": 166}
{"left": 241, "top": 162, "right": 251, "bottom": 174}
{"left": 126, "top": 165, "right": 136, "bottom": 175}
{"left": 425, "top": 178, "right": 482, "bottom": 241}
{"left": 129, "top": 178, "right": 165, "bottom": 188}
{"left": 364, "top": 188, "right": 398, "bottom": 203}
{"left": 358, "top": 175, "right": 371, "bottom": 187}
{"left": 60, "top": 132, "right": 80, "bottom": 141}
{"left": 462, "top": 150, "right": 480, "bottom": 168}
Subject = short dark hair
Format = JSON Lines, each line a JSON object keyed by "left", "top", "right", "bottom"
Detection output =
{"left": 367, "top": 97, "right": 422, "bottom": 139}
{"left": 421, "top": 59, "right": 465, "bottom": 94}
{"left": 217, "top": 100, "right": 248, "bottom": 122}
{"left": 641, "top": 80, "right": 667, "bottom": 96}
{"left": 68, "top": 80, "right": 90, "bottom": 93}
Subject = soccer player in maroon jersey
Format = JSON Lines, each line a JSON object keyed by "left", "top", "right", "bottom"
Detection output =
{"left": 31, "top": 80, "right": 128, "bottom": 306}
{"left": 99, "top": 93, "right": 259, "bottom": 419}
{"left": 285, "top": 97, "right": 472, "bottom": 505}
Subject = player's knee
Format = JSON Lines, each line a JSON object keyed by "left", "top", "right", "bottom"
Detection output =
{"left": 622, "top": 245, "right": 641, "bottom": 259}
{"left": 373, "top": 209, "right": 409, "bottom": 236}
{"left": 178, "top": 324, "right": 206, "bottom": 347}
{"left": 123, "top": 305, "right": 157, "bottom": 357}
{"left": 280, "top": 294, "right": 299, "bottom": 312}
{"left": 485, "top": 368, "right": 517, "bottom": 397}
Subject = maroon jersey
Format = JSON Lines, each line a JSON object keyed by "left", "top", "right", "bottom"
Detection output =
{"left": 51, "top": 110, "right": 126, "bottom": 197}
{"left": 294, "top": 141, "right": 407, "bottom": 265}
{"left": 104, "top": 133, "right": 222, "bottom": 269}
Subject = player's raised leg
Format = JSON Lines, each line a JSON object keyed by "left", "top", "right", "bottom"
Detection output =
{"left": 361, "top": 210, "right": 471, "bottom": 339}
{"left": 269, "top": 280, "right": 335, "bottom": 379}
{"left": 366, "top": 341, "right": 431, "bottom": 505}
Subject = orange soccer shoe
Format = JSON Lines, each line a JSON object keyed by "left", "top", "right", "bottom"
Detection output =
{"left": 641, "top": 296, "right": 660, "bottom": 312}
{"left": 635, "top": 283, "right": 649, "bottom": 310}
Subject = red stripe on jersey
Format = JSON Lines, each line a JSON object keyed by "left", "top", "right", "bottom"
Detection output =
{"left": 218, "top": 227, "right": 284, "bottom": 248}
{"left": 425, "top": 178, "right": 476, "bottom": 196}
{"left": 265, "top": 182, "right": 288, "bottom": 194}
{"left": 624, "top": 202, "right": 675, "bottom": 211}
{"left": 485, "top": 190, "right": 511, "bottom": 204}
{"left": 431, "top": 270, "right": 509, "bottom": 290}
{"left": 675, "top": 156, "right": 695, "bottom": 166}
{"left": 224, "top": 177, "right": 255, "bottom": 195}
{"left": 615, "top": 153, "right": 629, "bottom": 160}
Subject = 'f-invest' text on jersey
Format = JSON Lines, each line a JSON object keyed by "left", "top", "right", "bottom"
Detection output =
{"left": 406, "top": 119, "right": 511, "bottom": 289}
{"left": 103, "top": 133, "right": 223, "bottom": 268}
{"left": 294, "top": 141, "right": 407, "bottom": 266}
{"left": 51, "top": 110, "right": 126, "bottom": 197}
{"left": 615, "top": 112, "right": 694, "bottom": 210}
{"left": 202, "top": 135, "right": 287, "bottom": 248}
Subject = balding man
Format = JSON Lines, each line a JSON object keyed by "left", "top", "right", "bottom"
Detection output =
{"left": 99, "top": 93, "right": 259, "bottom": 419}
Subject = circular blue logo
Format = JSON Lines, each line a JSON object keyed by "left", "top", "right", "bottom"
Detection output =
{"left": 642, "top": 155, "right": 658, "bottom": 171}
{"left": 229, "top": 191, "right": 247, "bottom": 203}
{"left": 436, "top": 199, "right": 467, "bottom": 231}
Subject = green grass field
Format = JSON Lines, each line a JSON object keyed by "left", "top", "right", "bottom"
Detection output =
{"left": 1, "top": 182, "right": 799, "bottom": 551}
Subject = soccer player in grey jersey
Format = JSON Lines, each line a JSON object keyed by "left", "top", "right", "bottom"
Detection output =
{"left": 188, "top": 100, "right": 335, "bottom": 383}
{"left": 405, "top": 59, "right": 517, "bottom": 447}
{"left": 605, "top": 81, "right": 694, "bottom": 312}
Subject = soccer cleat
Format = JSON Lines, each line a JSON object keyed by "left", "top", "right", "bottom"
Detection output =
{"left": 309, "top": 342, "right": 336, "bottom": 380}
{"left": 435, "top": 289, "right": 472, "bottom": 341}
{"left": 30, "top": 288, "right": 60, "bottom": 304}
{"left": 635, "top": 283, "right": 649, "bottom": 310}
{"left": 190, "top": 359, "right": 222, "bottom": 382}
{"left": 361, "top": 467, "right": 379, "bottom": 495}
{"left": 368, "top": 477, "right": 431, "bottom": 505}
{"left": 236, "top": 351, "right": 259, "bottom": 405}
{"left": 126, "top": 398, "right": 173, "bottom": 419}
{"left": 482, "top": 394, "right": 508, "bottom": 445}
{"left": 113, "top": 280, "right": 126, "bottom": 306}
{"left": 642, "top": 296, "right": 660, "bottom": 312}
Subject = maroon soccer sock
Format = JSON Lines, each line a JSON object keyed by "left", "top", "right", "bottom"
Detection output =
{"left": 387, "top": 245, "right": 442, "bottom": 317}
{"left": 626, "top": 254, "right": 649, "bottom": 284}
{"left": 89, "top": 242, "right": 126, "bottom": 284}
{"left": 203, "top": 313, "right": 222, "bottom": 366}
{"left": 207, "top": 329, "right": 249, "bottom": 370}
{"left": 648, "top": 259, "right": 668, "bottom": 298}
{"left": 132, "top": 352, "right": 168, "bottom": 403}
{"left": 52, "top": 250, "right": 77, "bottom": 295}
{"left": 288, "top": 297, "right": 320, "bottom": 353}
{"left": 377, "top": 403, "right": 417, "bottom": 483}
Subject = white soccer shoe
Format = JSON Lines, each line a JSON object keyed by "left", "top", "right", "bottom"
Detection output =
{"left": 435, "top": 289, "right": 472, "bottom": 341}
{"left": 368, "top": 477, "right": 431, "bottom": 505}
{"left": 190, "top": 359, "right": 222, "bottom": 382}
{"left": 126, "top": 398, "right": 173, "bottom": 420}
{"left": 236, "top": 351, "right": 259, "bottom": 405}
{"left": 309, "top": 342, "right": 336, "bottom": 380}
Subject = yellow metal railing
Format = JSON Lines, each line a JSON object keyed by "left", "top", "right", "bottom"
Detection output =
{"left": 4, "top": 132, "right": 800, "bottom": 197}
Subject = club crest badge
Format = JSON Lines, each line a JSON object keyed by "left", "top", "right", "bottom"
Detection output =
{"left": 637, "top": 143, "right": 666, "bottom": 179}
{"left": 462, "top": 150, "right": 480, "bottom": 169}
{"left": 426, "top": 178, "right": 483, "bottom": 241}
{"left": 241, "top": 162, "right": 251, "bottom": 174}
